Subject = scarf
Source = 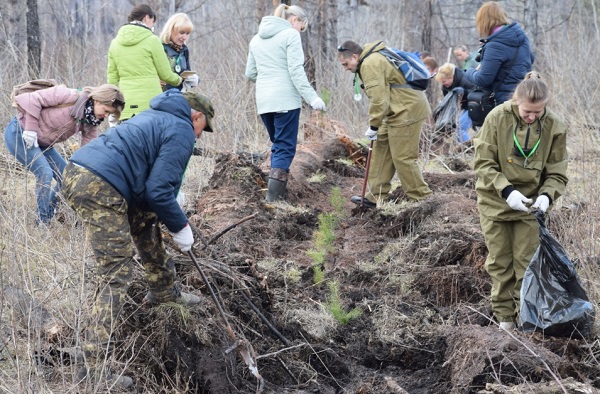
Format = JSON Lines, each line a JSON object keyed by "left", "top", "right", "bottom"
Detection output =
{"left": 81, "top": 99, "right": 102, "bottom": 126}
{"left": 168, "top": 41, "right": 183, "bottom": 52}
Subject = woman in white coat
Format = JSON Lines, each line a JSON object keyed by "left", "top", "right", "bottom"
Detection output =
{"left": 245, "top": 4, "right": 326, "bottom": 202}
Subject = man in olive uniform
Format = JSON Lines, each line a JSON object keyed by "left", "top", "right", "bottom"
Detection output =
{"left": 62, "top": 89, "right": 215, "bottom": 387}
{"left": 337, "top": 40, "right": 432, "bottom": 208}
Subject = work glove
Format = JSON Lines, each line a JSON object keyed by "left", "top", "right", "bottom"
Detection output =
{"left": 506, "top": 190, "right": 532, "bottom": 212}
{"left": 531, "top": 194, "right": 550, "bottom": 213}
{"left": 22, "top": 130, "right": 39, "bottom": 149}
{"left": 108, "top": 114, "right": 118, "bottom": 128}
{"left": 172, "top": 223, "right": 194, "bottom": 252}
{"left": 365, "top": 127, "right": 378, "bottom": 141}
{"left": 182, "top": 74, "right": 199, "bottom": 92}
{"left": 310, "top": 97, "right": 326, "bottom": 111}
{"left": 176, "top": 191, "right": 186, "bottom": 209}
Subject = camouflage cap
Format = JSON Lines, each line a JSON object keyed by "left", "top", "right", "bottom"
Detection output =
{"left": 182, "top": 92, "right": 215, "bottom": 132}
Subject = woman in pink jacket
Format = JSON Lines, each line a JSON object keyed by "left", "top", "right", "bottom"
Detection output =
{"left": 4, "top": 84, "right": 124, "bottom": 224}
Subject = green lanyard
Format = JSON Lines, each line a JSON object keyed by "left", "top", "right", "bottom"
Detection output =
{"left": 513, "top": 123, "right": 541, "bottom": 166}
{"left": 174, "top": 53, "right": 182, "bottom": 73}
{"left": 353, "top": 73, "right": 362, "bottom": 101}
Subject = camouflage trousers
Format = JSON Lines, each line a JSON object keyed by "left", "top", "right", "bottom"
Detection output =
{"left": 62, "top": 162, "right": 181, "bottom": 358}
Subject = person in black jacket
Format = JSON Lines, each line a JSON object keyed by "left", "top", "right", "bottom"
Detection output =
{"left": 435, "top": 62, "right": 476, "bottom": 142}
{"left": 465, "top": 1, "right": 534, "bottom": 105}
{"left": 62, "top": 89, "right": 214, "bottom": 388}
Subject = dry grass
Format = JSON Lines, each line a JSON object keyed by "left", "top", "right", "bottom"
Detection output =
{"left": 1, "top": 1, "right": 600, "bottom": 392}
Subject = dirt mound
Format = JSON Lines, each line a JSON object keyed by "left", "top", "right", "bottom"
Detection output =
{"left": 26, "top": 125, "right": 599, "bottom": 392}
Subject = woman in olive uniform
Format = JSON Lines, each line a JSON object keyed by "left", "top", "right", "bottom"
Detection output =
{"left": 474, "top": 72, "right": 568, "bottom": 330}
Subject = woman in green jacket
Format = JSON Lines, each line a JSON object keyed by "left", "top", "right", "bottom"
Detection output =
{"left": 107, "top": 4, "right": 182, "bottom": 121}
{"left": 474, "top": 72, "right": 568, "bottom": 330}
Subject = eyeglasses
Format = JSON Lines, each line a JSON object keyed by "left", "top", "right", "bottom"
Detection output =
{"left": 337, "top": 45, "right": 348, "bottom": 52}
{"left": 111, "top": 98, "right": 125, "bottom": 108}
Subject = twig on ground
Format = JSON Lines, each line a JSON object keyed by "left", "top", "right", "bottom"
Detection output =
{"left": 256, "top": 343, "right": 307, "bottom": 360}
{"left": 203, "top": 212, "right": 258, "bottom": 248}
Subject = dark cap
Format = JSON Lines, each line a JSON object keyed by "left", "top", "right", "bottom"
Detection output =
{"left": 182, "top": 92, "right": 215, "bottom": 132}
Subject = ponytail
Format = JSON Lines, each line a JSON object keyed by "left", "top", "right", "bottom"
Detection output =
{"left": 513, "top": 71, "right": 549, "bottom": 104}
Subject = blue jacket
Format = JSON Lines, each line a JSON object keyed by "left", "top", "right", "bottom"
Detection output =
{"left": 70, "top": 89, "right": 195, "bottom": 233}
{"left": 163, "top": 44, "right": 191, "bottom": 90}
{"left": 465, "top": 22, "right": 534, "bottom": 104}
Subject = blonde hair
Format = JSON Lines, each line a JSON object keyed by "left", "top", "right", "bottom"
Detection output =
{"left": 513, "top": 72, "right": 549, "bottom": 104}
{"left": 476, "top": 1, "right": 510, "bottom": 37}
{"left": 89, "top": 84, "right": 125, "bottom": 118}
{"left": 159, "top": 13, "right": 194, "bottom": 43}
{"left": 435, "top": 63, "right": 456, "bottom": 82}
{"left": 274, "top": 4, "right": 308, "bottom": 32}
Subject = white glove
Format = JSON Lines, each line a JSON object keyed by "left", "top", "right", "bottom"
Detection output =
{"left": 22, "top": 130, "right": 39, "bottom": 149}
{"left": 172, "top": 223, "right": 194, "bottom": 252}
{"left": 506, "top": 190, "right": 533, "bottom": 212}
{"left": 365, "top": 127, "right": 378, "bottom": 141}
{"left": 183, "top": 74, "right": 200, "bottom": 88}
{"left": 310, "top": 97, "right": 326, "bottom": 111}
{"left": 176, "top": 191, "right": 186, "bottom": 209}
{"left": 108, "top": 114, "right": 118, "bottom": 128}
{"left": 532, "top": 194, "right": 550, "bottom": 213}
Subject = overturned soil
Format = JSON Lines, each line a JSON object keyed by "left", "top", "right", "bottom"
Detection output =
{"left": 34, "top": 116, "right": 600, "bottom": 393}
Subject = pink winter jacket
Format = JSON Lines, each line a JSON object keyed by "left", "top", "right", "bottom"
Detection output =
{"left": 15, "top": 85, "right": 100, "bottom": 147}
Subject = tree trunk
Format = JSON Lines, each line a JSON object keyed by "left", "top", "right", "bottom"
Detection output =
{"left": 26, "top": 0, "right": 41, "bottom": 78}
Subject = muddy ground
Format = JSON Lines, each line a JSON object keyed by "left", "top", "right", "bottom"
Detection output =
{"left": 31, "top": 118, "right": 600, "bottom": 393}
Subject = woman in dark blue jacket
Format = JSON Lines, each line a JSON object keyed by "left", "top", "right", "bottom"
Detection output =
{"left": 465, "top": 1, "right": 534, "bottom": 104}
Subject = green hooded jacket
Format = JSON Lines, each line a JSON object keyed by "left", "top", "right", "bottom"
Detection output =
{"left": 474, "top": 100, "right": 568, "bottom": 221}
{"left": 107, "top": 23, "right": 181, "bottom": 120}
{"left": 358, "top": 41, "right": 431, "bottom": 128}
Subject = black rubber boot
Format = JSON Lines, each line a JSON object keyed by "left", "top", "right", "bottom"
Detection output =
{"left": 265, "top": 168, "right": 288, "bottom": 202}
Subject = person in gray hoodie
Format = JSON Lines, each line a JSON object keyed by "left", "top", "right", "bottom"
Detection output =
{"left": 245, "top": 4, "right": 326, "bottom": 202}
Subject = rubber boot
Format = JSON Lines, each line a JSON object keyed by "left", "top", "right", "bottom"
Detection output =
{"left": 265, "top": 168, "right": 288, "bottom": 202}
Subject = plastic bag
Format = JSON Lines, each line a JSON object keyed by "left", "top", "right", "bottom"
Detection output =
{"left": 432, "top": 88, "right": 461, "bottom": 135}
{"left": 519, "top": 211, "right": 595, "bottom": 338}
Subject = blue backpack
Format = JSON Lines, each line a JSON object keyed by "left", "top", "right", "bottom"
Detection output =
{"left": 379, "top": 47, "right": 431, "bottom": 90}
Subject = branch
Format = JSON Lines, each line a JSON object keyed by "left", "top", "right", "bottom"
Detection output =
{"left": 203, "top": 212, "right": 259, "bottom": 248}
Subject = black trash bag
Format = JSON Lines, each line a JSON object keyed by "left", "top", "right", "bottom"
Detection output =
{"left": 432, "top": 88, "right": 461, "bottom": 135}
{"left": 519, "top": 210, "right": 595, "bottom": 338}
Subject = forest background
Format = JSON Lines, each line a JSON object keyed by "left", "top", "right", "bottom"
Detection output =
{"left": 2, "top": 0, "right": 600, "bottom": 392}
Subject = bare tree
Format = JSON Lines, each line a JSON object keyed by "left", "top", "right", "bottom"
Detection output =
{"left": 26, "top": 0, "right": 40, "bottom": 77}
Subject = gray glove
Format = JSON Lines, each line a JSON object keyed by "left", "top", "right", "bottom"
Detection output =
{"left": 172, "top": 223, "right": 194, "bottom": 252}
{"left": 506, "top": 190, "right": 532, "bottom": 212}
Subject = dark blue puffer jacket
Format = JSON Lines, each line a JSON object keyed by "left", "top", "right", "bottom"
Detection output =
{"left": 465, "top": 22, "right": 534, "bottom": 104}
{"left": 70, "top": 89, "right": 195, "bottom": 233}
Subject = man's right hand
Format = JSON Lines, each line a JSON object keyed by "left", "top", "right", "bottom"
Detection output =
{"left": 22, "top": 130, "right": 39, "bottom": 149}
{"left": 173, "top": 224, "right": 194, "bottom": 252}
{"left": 365, "top": 127, "right": 378, "bottom": 141}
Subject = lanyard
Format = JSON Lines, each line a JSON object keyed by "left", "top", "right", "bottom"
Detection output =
{"left": 353, "top": 73, "right": 362, "bottom": 101}
{"left": 513, "top": 122, "right": 541, "bottom": 166}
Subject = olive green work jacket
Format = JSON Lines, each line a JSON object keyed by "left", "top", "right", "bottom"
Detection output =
{"left": 474, "top": 100, "right": 568, "bottom": 221}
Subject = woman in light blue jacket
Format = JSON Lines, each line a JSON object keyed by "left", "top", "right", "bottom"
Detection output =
{"left": 245, "top": 4, "right": 326, "bottom": 202}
